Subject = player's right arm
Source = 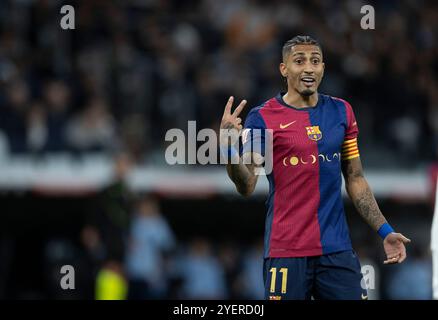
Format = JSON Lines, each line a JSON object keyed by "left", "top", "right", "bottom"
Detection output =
{"left": 219, "top": 96, "right": 261, "bottom": 197}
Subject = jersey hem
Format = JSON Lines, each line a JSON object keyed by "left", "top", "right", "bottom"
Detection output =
{"left": 266, "top": 242, "right": 352, "bottom": 258}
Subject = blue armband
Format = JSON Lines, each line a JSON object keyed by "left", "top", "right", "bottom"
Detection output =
{"left": 377, "top": 223, "right": 395, "bottom": 239}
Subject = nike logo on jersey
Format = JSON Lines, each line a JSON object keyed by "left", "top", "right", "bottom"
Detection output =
{"left": 279, "top": 121, "right": 296, "bottom": 129}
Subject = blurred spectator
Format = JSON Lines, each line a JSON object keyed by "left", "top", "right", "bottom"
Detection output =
{"left": 27, "top": 101, "right": 47, "bottom": 153}
{"left": 126, "top": 194, "right": 176, "bottom": 299}
{"left": 78, "top": 225, "right": 105, "bottom": 299}
{"left": 43, "top": 80, "right": 71, "bottom": 152}
{"left": 79, "top": 152, "right": 133, "bottom": 299}
{"left": 98, "top": 152, "right": 133, "bottom": 263}
{"left": 95, "top": 260, "right": 128, "bottom": 300}
{"left": 177, "top": 238, "right": 227, "bottom": 299}
{"left": 217, "top": 241, "right": 240, "bottom": 299}
{"left": 237, "top": 239, "right": 264, "bottom": 300}
{"left": 0, "top": 79, "right": 29, "bottom": 153}
{"left": 66, "top": 97, "right": 116, "bottom": 153}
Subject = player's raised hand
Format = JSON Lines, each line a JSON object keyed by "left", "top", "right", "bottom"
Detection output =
{"left": 383, "top": 232, "right": 411, "bottom": 264}
{"left": 220, "top": 96, "right": 247, "bottom": 146}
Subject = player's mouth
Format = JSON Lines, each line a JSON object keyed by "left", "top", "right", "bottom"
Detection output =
{"left": 301, "top": 77, "right": 316, "bottom": 87}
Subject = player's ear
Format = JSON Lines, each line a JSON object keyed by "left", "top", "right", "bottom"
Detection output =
{"left": 279, "top": 62, "right": 287, "bottom": 78}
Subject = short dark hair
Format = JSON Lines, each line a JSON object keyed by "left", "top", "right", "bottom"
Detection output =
{"left": 282, "top": 35, "right": 322, "bottom": 61}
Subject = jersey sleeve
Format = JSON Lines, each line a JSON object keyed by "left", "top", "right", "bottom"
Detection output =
{"left": 341, "top": 100, "right": 360, "bottom": 161}
{"left": 240, "top": 107, "right": 267, "bottom": 157}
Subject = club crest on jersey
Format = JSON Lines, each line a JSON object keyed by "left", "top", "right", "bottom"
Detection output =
{"left": 305, "top": 126, "right": 322, "bottom": 141}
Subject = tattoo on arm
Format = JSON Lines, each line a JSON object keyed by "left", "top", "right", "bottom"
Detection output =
{"left": 226, "top": 153, "right": 260, "bottom": 196}
{"left": 353, "top": 187, "right": 386, "bottom": 231}
{"left": 342, "top": 158, "right": 386, "bottom": 231}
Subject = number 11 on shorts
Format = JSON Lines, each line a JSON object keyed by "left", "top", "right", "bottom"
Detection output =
{"left": 270, "top": 267, "right": 288, "bottom": 294}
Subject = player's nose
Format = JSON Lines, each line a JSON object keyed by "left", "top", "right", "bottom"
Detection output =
{"left": 302, "top": 68, "right": 315, "bottom": 76}
{"left": 303, "top": 63, "right": 315, "bottom": 74}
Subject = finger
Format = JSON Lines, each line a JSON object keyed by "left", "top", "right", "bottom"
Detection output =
{"left": 235, "top": 117, "right": 242, "bottom": 125}
{"left": 398, "top": 234, "right": 411, "bottom": 243}
{"left": 398, "top": 250, "right": 407, "bottom": 263}
{"left": 384, "top": 254, "right": 400, "bottom": 263}
{"left": 387, "top": 253, "right": 400, "bottom": 259}
{"left": 397, "top": 245, "right": 407, "bottom": 263}
{"left": 386, "top": 252, "right": 401, "bottom": 261}
{"left": 232, "top": 99, "right": 247, "bottom": 117}
{"left": 383, "top": 257, "right": 399, "bottom": 264}
{"left": 224, "top": 96, "right": 234, "bottom": 115}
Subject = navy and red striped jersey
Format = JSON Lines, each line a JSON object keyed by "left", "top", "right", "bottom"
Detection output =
{"left": 242, "top": 92, "right": 360, "bottom": 258}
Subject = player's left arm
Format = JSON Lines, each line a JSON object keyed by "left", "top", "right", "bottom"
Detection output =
{"left": 341, "top": 157, "right": 411, "bottom": 264}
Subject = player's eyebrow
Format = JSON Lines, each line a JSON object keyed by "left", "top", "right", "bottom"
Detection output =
{"left": 291, "top": 51, "right": 322, "bottom": 57}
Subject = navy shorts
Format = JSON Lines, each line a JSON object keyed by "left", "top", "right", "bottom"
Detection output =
{"left": 263, "top": 250, "right": 368, "bottom": 300}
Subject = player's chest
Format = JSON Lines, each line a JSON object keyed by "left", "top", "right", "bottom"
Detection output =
{"left": 268, "top": 112, "right": 346, "bottom": 154}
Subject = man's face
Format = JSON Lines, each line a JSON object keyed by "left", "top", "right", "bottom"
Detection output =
{"left": 280, "top": 44, "right": 325, "bottom": 96}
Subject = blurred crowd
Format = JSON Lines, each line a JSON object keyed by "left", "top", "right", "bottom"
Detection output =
{"left": 37, "top": 154, "right": 431, "bottom": 300}
{"left": 39, "top": 197, "right": 267, "bottom": 300}
{"left": 47, "top": 188, "right": 433, "bottom": 300}
{"left": 0, "top": 154, "right": 433, "bottom": 300}
{"left": 30, "top": 154, "right": 267, "bottom": 300}
{"left": 86, "top": 155, "right": 266, "bottom": 300}
{"left": 0, "top": 0, "right": 437, "bottom": 167}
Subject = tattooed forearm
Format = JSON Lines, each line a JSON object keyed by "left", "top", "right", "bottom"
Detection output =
{"left": 226, "top": 161, "right": 257, "bottom": 196}
{"left": 352, "top": 184, "right": 387, "bottom": 231}
{"left": 342, "top": 157, "right": 387, "bottom": 231}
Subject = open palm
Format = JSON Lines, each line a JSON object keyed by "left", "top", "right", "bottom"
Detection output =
{"left": 383, "top": 232, "right": 411, "bottom": 264}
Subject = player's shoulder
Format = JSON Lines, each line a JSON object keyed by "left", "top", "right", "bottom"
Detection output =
{"left": 244, "top": 99, "right": 272, "bottom": 127}
{"left": 246, "top": 99, "right": 270, "bottom": 117}
{"left": 322, "top": 94, "right": 354, "bottom": 110}
{"left": 248, "top": 95, "right": 279, "bottom": 113}
{"left": 247, "top": 104, "right": 264, "bottom": 115}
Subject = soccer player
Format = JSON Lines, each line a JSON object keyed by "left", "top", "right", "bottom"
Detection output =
{"left": 219, "top": 36, "right": 411, "bottom": 300}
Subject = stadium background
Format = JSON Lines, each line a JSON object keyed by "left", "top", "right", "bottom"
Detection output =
{"left": 0, "top": 0, "right": 437, "bottom": 299}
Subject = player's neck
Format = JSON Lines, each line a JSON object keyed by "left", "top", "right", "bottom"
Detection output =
{"left": 283, "top": 90, "right": 319, "bottom": 109}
